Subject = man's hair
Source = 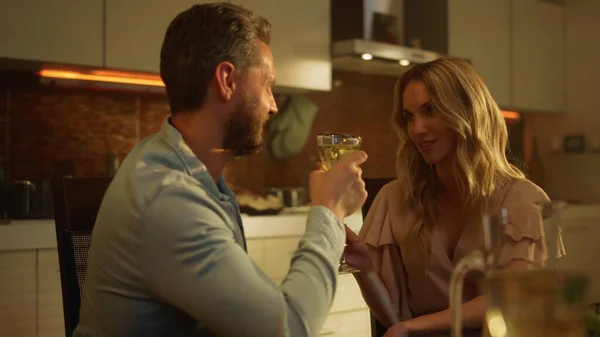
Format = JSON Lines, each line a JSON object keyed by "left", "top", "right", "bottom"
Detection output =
{"left": 160, "top": 2, "right": 271, "bottom": 114}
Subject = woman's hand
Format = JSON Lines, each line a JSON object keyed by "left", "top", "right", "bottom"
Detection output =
{"left": 383, "top": 322, "right": 409, "bottom": 337}
{"left": 343, "top": 225, "right": 374, "bottom": 272}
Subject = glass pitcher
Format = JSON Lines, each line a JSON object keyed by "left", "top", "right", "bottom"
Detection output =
{"left": 449, "top": 201, "right": 589, "bottom": 337}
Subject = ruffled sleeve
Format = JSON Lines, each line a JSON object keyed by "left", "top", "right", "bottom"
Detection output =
{"left": 497, "top": 179, "right": 566, "bottom": 266}
{"left": 358, "top": 181, "right": 412, "bottom": 321}
{"left": 359, "top": 183, "right": 396, "bottom": 247}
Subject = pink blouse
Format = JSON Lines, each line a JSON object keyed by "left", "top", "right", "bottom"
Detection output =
{"left": 359, "top": 178, "right": 564, "bottom": 335}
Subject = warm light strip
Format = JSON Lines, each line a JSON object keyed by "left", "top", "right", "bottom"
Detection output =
{"left": 35, "top": 71, "right": 527, "bottom": 120}
{"left": 39, "top": 69, "right": 165, "bottom": 87}
{"left": 502, "top": 110, "right": 520, "bottom": 120}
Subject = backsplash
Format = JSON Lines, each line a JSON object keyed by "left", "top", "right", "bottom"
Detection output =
{"left": 2, "top": 83, "right": 167, "bottom": 179}
{"left": 1, "top": 70, "right": 399, "bottom": 193}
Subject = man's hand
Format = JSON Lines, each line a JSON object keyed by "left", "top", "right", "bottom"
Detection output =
{"left": 309, "top": 151, "right": 368, "bottom": 220}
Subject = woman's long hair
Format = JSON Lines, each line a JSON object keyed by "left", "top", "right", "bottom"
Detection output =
{"left": 392, "top": 58, "right": 525, "bottom": 253}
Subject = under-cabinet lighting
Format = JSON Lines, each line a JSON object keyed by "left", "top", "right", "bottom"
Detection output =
{"left": 38, "top": 69, "right": 165, "bottom": 87}
{"left": 502, "top": 110, "right": 520, "bottom": 120}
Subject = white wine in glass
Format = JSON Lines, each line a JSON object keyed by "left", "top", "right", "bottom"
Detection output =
{"left": 317, "top": 133, "right": 362, "bottom": 274}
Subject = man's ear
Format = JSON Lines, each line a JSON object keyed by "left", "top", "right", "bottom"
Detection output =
{"left": 214, "top": 61, "right": 236, "bottom": 101}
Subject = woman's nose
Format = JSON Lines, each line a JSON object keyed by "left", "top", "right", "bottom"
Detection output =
{"left": 411, "top": 115, "right": 429, "bottom": 135}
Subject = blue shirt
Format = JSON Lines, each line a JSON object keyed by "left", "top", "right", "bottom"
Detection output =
{"left": 73, "top": 118, "right": 345, "bottom": 337}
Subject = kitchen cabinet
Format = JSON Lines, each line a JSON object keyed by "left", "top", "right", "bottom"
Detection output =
{"left": 105, "top": 0, "right": 209, "bottom": 73}
{"left": 448, "top": 0, "right": 512, "bottom": 108}
{"left": 511, "top": 0, "right": 566, "bottom": 113}
{"left": 232, "top": 0, "right": 332, "bottom": 92}
{"left": 37, "top": 249, "right": 65, "bottom": 337}
{"left": 0, "top": 251, "right": 37, "bottom": 337}
{"left": 448, "top": 0, "right": 566, "bottom": 113}
{"left": 247, "top": 235, "right": 370, "bottom": 336}
{"left": 105, "top": 0, "right": 331, "bottom": 92}
{"left": 321, "top": 309, "right": 370, "bottom": 337}
{"left": 0, "top": 216, "right": 369, "bottom": 337}
{"left": 0, "top": 0, "right": 331, "bottom": 92}
{"left": 558, "top": 204, "right": 600, "bottom": 304}
{"left": 0, "top": 0, "right": 103, "bottom": 66}
{"left": 0, "top": 249, "right": 64, "bottom": 337}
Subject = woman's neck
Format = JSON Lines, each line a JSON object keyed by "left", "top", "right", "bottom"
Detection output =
{"left": 435, "top": 160, "right": 459, "bottom": 199}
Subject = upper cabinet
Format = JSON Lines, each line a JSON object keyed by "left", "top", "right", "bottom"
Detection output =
{"left": 449, "top": 0, "right": 566, "bottom": 113}
{"left": 511, "top": 0, "right": 566, "bottom": 113}
{"left": 0, "top": 0, "right": 103, "bottom": 66}
{"left": 448, "top": 0, "right": 512, "bottom": 108}
{"left": 105, "top": 0, "right": 331, "bottom": 92}
{"left": 0, "top": 0, "right": 330, "bottom": 92}
{"left": 0, "top": 0, "right": 566, "bottom": 102}
{"left": 233, "top": 0, "right": 331, "bottom": 92}
{"left": 104, "top": 0, "right": 208, "bottom": 73}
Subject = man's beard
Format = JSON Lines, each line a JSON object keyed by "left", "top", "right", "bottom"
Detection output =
{"left": 222, "top": 100, "right": 266, "bottom": 156}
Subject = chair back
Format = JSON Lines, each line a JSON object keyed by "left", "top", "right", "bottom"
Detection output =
{"left": 52, "top": 176, "right": 112, "bottom": 337}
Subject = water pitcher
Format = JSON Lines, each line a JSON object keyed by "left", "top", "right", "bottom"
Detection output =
{"left": 449, "top": 202, "right": 589, "bottom": 337}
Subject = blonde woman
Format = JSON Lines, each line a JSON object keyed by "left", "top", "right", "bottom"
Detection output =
{"left": 344, "top": 58, "right": 557, "bottom": 336}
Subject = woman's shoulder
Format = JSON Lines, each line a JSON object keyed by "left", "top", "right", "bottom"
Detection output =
{"left": 360, "top": 179, "right": 408, "bottom": 246}
{"left": 487, "top": 178, "right": 550, "bottom": 214}
{"left": 376, "top": 179, "right": 402, "bottom": 198}
{"left": 368, "top": 179, "right": 411, "bottom": 212}
{"left": 493, "top": 179, "right": 553, "bottom": 266}
{"left": 502, "top": 178, "right": 550, "bottom": 204}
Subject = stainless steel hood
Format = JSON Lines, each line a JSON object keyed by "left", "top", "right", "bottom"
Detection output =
{"left": 331, "top": 39, "right": 443, "bottom": 77}
{"left": 331, "top": 0, "right": 450, "bottom": 77}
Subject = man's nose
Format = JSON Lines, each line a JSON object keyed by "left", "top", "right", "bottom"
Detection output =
{"left": 269, "top": 93, "right": 278, "bottom": 115}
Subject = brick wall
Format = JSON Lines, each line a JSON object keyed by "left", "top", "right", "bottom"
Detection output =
{"left": 1, "top": 70, "right": 399, "bottom": 193}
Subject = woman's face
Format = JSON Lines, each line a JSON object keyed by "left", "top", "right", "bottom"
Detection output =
{"left": 402, "top": 80, "right": 457, "bottom": 165}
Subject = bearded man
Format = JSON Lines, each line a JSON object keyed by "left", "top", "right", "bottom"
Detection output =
{"left": 73, "top": 3, "right": 368, "bottom": 337}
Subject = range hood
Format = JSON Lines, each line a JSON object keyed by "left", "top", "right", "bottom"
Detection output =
{"left": 331, "top": 0, "right": 451, "bottom": 77}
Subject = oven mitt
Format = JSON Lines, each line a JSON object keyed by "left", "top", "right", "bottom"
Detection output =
{"left": 268, "top": 95, "right": 318, "bottom": 159}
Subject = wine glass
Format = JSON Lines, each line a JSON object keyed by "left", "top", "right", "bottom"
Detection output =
{"left": 317, "top": 132, "right": 362, "bottom": 274}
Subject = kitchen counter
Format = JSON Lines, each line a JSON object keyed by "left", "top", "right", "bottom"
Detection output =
{"left": 0, "top": 210, "right": 371, "bottom": 337}
{"left": 0, "top": 210, "right": 364, "bottom": 252}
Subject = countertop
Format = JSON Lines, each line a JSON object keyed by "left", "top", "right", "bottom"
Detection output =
{"left": 0, "top": 210, "right": 364, "bottom": 252}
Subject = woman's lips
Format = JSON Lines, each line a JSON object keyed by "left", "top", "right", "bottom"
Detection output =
{"left": 418, "top": 140, "right": 436, "bottom": 152}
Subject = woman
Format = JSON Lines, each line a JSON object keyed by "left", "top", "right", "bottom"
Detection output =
{"left": 344, "top": 58, "right": 560, "bottom": 336}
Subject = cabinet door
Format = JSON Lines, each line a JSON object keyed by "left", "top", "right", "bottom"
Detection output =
{"left": 0, "top": 0, "right": 103, "bottom": 66}
{"left": 320, "top": 309, "right": 370, "bottom": 337}
{"left": 37, "top": 249, "right": 65, "bottom": 337}
{"left": 448, "top": 0, "right": 511, "bottom": 108}
{"left": 0, "top": 251, "right": 37, "bottom": 337}
{"left": 511, "top": 0, "right": 566, "bottom": 113}
{"left": 234, "top": 0, "right": 332, "bottom": 92}
{"left": 105, "top": 0, "right": 210, "bottom": 72}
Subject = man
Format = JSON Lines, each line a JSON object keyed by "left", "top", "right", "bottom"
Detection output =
{"left": 73, "top": 3, "right": 368, "bottom": 337}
